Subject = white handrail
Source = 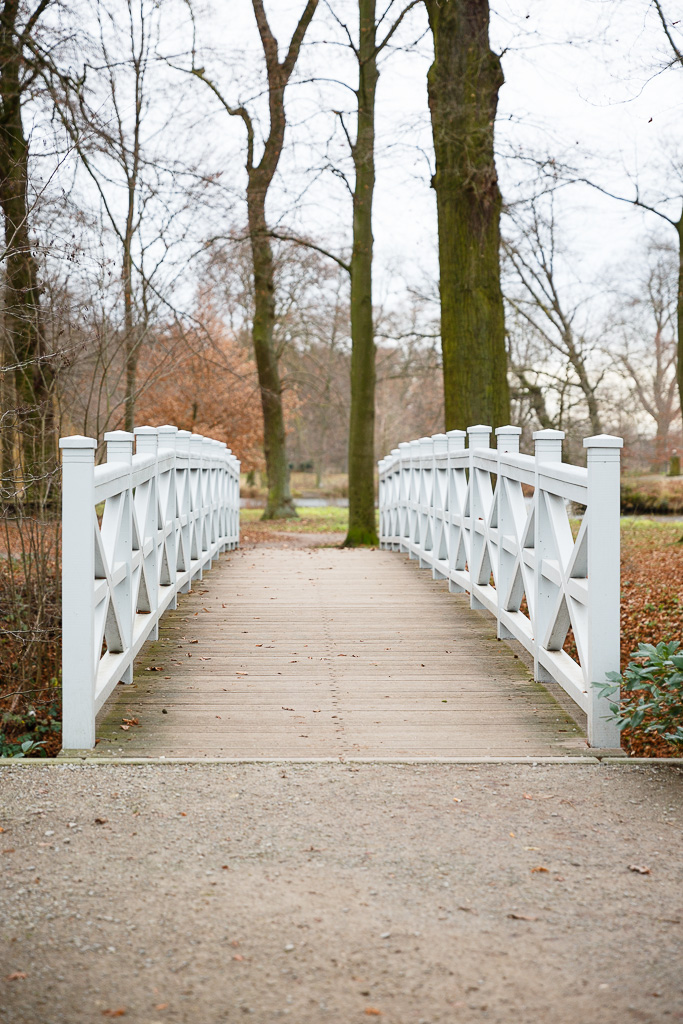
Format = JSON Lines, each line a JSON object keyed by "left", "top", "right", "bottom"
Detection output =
{"left": 60, "top": 425, "right": 240, "bottom": 749}
{"left": 378, "top": 425, "right": 623, "bottom": 748}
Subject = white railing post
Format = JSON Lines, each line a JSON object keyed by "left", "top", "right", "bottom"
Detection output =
{"left": 533, "top": 429, "right": 565, "bottom": 684}
{"left": 408, "top": 439, "right": 421, "bottom": 559}
{"left": 418, "top": 436, "right": 434, "bottom": 569}
{"left": 104, "top": 430, "right": 134, "bottom": 683}
{"left": 446, "top": 430, "right": 466, "bottom": 593}
{"left": 60, "top": 435, "right": 98, "bottom": 749}
{"left": 398, "top": 441, "right": 411, "bottom": 552}
{"left": 378, "top": 457, "right": 388, "bottom": 548}
{"left": 431, "top": 433, "right": 448, "bottom": 578}
{"left": 134, "top": 426, "right": 160, "bottom": 640}
{"left": 174, "top": 429, "right": 192, "bottom": 592}
{"left": 584, "top": 434, "right": 623, "bottom": 748}
{"left": 495, "top": 426, "right": 522, "bottom": 639}
{"left": 157, "top": 425, "right": 179, "bottom": 606}
{"left": 467, "top": 424, "right": 492, "bottom": 610}
{"left": 191, "top": 433, "right": 206, "bottom": 579}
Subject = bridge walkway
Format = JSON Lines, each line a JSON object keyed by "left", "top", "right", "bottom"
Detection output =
{"left": 93, "top": 546, "right": 586, "bottom": 758}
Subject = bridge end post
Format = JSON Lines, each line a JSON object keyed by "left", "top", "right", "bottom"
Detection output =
{"left": 584, "top": 434, "right": 624, "bottom": 749}
{"left": 60, "top": 435, "right": 98, "bottom": 750}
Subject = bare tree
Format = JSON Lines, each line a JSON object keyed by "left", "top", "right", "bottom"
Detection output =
{"left": 610, "top": 237, "right": 680, "bottom": 468}
{"left": 504, "top": 199, "right": 605, "bottom": 438}
{"left": 187, "top": 0, "right": 318, "bottom": 520}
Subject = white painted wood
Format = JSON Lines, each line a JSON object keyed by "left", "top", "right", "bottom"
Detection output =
{"left": 379, "top": 423, "right": 623, "bottom": 748}
{"left": 60, "top": 425, "right": 240, "bottom": 749}
{"left": 584, "top": 434, "right": 623, "bottom": 748}
{"left": 60, "top": 436, "right": 98, "bottom": 749}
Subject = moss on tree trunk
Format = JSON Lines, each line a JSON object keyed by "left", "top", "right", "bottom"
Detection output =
{"left": 426, "top": 0, "right": 509, "bottom": 431}
{"left": 248, "top": 186, "right": 296, "bottom": 519}
{"left": 344, "top": 0, "right": 379, "bottom": 547}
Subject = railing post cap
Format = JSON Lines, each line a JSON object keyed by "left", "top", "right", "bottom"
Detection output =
{"left": 59, "top": 435, "right": 97, "bottom": 449}
{"left": 157, "top": 424, "right": 178, "bottom": 433}
{"left": 133, "top": 425, "right": 157, "bottom": 435}
{"left": 533, "top": 428, "right": 565, "bottom": 441}
{"left": 431, "top": 432, "right": 447, "bottom": 440}
{"left": 104, "top": 429, "right": 134, "bottom": 442}
{"left": 583, "top": 434, "right": 624, "bottom": 449}
{"left": 176, "top": 428, "right": 192, "bottom": 437}
{"left": 495, "top": 425, "right": 522, "bottom": 436}
{"left": 467, "top": 424, "right": 492, "bottom": 434}
{"left": 390, "top": 448, "right": 400, "bottom": 457}
{"left": 446, "top": 429, "right": 466, "bottom": 437}
{"left": 398, "top": 441, "right": 411, "bottom": 450}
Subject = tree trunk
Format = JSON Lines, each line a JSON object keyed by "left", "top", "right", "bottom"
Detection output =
{"left": 0, "top": 0, "right": 54, "bottom": 502}
{"left": 122, "top": 172, "right": 137, "bottom": 432}
{"left": 676, "top": 216, "right": 683, "bottom": 426}
{"left": 426, "top": 0, "right": 509, "bottom": 431}
{"left": 248, "top": 181, "right": 296, "bottom": 518}
{"left": 344, "top": 0, "right": 378, "bottom": 547}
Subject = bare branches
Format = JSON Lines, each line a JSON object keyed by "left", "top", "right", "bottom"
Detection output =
{"left": 189, "top": 67, "right": 255, "bottom": 171}
{"left": 269, "top": 230, "right": 351, "bottom": 274}
{"left": 282, "top": 0, "right": 319, "bottom": 81}
{"left": 652, "top": 0, "right": 683, "bottom": 69}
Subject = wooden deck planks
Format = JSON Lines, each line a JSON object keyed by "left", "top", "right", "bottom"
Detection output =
{"left": 94, "top": 546, "right": 587, "bottom": 758}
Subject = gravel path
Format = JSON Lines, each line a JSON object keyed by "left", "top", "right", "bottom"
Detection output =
{"left": 1, "top": 762, "right": 681, "bottom": 1024}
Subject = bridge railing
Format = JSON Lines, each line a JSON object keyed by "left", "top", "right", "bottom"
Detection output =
{"left": 378, "top": 425, "right": 623, "bottom": 748}
{"left": 59, "top": 426, "right": 240, "bottom": 749}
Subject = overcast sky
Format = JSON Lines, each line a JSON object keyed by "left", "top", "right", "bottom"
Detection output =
{"left": 54, "top": 0, "right": 683, "bottom": 315}
{"left": 179, "top": 0, "right": 680, "bottom": 313}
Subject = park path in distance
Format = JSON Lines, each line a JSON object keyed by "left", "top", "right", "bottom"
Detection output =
{"left": 94, "top": 546, "right": 585, "bottom": 758}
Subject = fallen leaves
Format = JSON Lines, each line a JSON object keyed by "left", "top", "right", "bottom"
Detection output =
{"left": 101, "top": 1010, "right": 126, "bottom": 1018}
{"left": 628, "top": 864, "right": 651, "bottom": 875}
{"left": 94, "top": 817, "right": 108, "bottom": 825}
{"left": 531, "top": 866, "right": 549, "bottom": 874}
{"left": 507, "top": 913, "right": 539, "bottom": 922}
{"left": 145, "top": 666, "right": 163, "bottom": 672}
{"left": 364, "top": 1010, "right": 383, "bottom": 1017}
{"left": 6, "top": 971, "right": 27, "bottom": 980}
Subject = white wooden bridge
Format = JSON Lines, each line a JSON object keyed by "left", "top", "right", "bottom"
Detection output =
{"left": 59, "top": 423, "right": 623, "bottom": 758}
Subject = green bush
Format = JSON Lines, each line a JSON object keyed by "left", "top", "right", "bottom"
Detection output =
{"left": 594, "top": 641, "right": 683, "bottom": 746}
{"left": 1, "top": 703, "right": 60, "bottom": 757}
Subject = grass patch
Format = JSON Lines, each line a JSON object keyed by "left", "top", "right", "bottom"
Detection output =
{"left": 241, "top": 506, "right": 355, "bottom": 534}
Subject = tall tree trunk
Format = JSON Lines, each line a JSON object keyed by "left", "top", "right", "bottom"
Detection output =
{"left": 0, "top": 0, "right": 54, "bottom": 502}
{"left": 425, "top": 0, "right": 509, "bottom": 431}
{"left": 123, "top": 191, "right": 136, "bottom": 433}
{"left": 676, "top": 216, "right": 683, "bottom": 426}
{"left": 191, "top": 0, "right": 317, "bottom": 518}
{"left": 344, "top": 0, "right": 379, "bottom": 547}
{"left": 247, "top": 181, "right": 295, "bottom": 518}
